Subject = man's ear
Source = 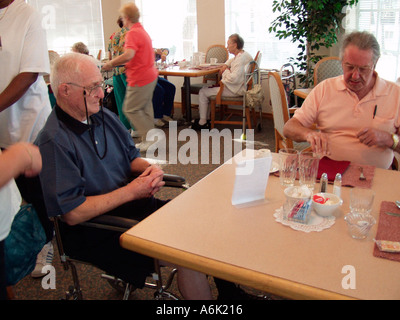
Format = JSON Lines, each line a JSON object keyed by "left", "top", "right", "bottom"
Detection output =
{"left": 59, "top": 83, "right": 69, "bottom": 97}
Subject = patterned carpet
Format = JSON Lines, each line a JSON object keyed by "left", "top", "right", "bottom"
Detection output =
{"left": 10, "top": 106, "right": 280, "bottom": 301}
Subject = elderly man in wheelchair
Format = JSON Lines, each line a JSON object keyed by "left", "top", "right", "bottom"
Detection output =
{"left": 34, "top": 52, "right": 212, "bottom": 300}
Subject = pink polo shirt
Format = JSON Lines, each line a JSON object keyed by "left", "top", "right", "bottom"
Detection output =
{"left": 124, "top": 22, "right": 158, "bottom": 87}
{"left": 293, "top": 74, "right": 400, "bottom": 169}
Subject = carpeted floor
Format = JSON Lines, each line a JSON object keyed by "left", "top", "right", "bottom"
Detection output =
{"left": 9, "top": 106, "right": 283, "bottom": 301}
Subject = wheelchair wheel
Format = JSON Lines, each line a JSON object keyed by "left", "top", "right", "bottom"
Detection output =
{"left": 104, "top": 275, "right": 137, "bottom": 296}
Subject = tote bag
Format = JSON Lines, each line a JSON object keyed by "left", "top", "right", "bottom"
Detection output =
{"left": 4, "top": 204, "right": 46, "bottom": 285}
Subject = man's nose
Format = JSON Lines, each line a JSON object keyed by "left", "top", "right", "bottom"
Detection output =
{"left": 351, "top": 68, "right": 361, "bottom": 78}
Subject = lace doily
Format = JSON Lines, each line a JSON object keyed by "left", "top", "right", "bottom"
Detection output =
{"left": 274, "top": 207, "right": 335, "bottom": 233}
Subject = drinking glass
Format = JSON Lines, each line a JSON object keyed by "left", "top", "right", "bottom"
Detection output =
{"left": 344, "top": 213, "right": 376, "bottom": 239}
{"left": 349, "top": 188, "right": 375, "bottom": 215}
{"left": 299, "top": 151, "right": 319, "bottom": 192}
{"left": 279, "top": 148, "right": 298, "bottom": 187}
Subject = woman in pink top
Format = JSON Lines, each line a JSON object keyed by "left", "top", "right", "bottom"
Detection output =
{"left": 103, "top": 3, "right": 158, "bottom": 152}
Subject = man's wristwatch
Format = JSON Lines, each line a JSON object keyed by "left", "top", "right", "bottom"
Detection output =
{"left": 391, "top": 133, "right": 399, "bottom": 150}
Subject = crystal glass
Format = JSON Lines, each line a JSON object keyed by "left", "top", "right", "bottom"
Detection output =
{"left": 344, "top": 213, "right": 376, "bottom": 239}
{"left": 349, "top": 188, "right": 375, "bottom": 215}
{"left": 279, "top": 148, "right": 298, "bottom": 187}
{"left": 299, "top": 151, "right": 319, "bottom": 192}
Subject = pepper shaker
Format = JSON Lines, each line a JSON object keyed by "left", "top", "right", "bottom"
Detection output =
{"left": 320, "top": 173, "right": 328, "bottom": 193}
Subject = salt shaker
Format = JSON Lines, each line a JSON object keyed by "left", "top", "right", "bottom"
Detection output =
{"left": 333, "top": 173, "right": 342, "bottom": 198}
{"left": 320, "top": 173, "right": 328, "bottom": 193}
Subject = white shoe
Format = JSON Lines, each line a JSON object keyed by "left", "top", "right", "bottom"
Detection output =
{"left": 31, "top": 242, "right": 54, "bottom": 278}
{"left": 130, "top": 129, "right": 141, "bottom": 138}
{"left": 162, "top": 115, "right": 174, "bottom": 122}
{"left": 154, "top": 119, "right": 165, "bottom": 127}
{"left": 136, "top": 140, "right": 156, "bottom": 152}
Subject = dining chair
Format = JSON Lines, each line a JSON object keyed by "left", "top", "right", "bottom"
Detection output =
{"left": 209, "top": 53, "right": 262, "bottom": 131}
{"left": 97, "top": 49, "right": 102, "bottom": 61}
{"left": 280, "top": 63, "right": 298, "bottom": 110}
{"left": 181, "top": 44, "right": 229, "bottom": 116}
{"left": 313, "top": 57, "right": 343, "bottom": 86}
{"left": 44, "top": 50, "right": 60, "bottom": 84}
{"left": 268, "top": 71, "right": 310, "bottom": 153}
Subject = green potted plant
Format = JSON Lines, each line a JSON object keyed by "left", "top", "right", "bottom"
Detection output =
{"left": 269, "top": 0, "right": 359, "bottom": 87}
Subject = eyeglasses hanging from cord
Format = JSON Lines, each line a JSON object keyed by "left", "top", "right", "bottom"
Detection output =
{"left": 83, "top": 90, "right": 108, "bottom": 160}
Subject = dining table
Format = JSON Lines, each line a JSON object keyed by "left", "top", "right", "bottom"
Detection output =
{"left": 294, "top": 88, "right": 312, "bottom": 100}
{"left": 158, "top": 65, "right": 222, "bottom": 123}
{"left": 120, "top": 151, "right": 400, "bottom": 300}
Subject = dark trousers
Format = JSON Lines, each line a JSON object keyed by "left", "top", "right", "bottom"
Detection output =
{"left": 0, "top": 240, "right": 6, "bottom": 300}
{"left": 152, "top": 77, "right": 176, "bottom": 119}
{"left": 59, "top": 197, "right": 168, "bottom": 288}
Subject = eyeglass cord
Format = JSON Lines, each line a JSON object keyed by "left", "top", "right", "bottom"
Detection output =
{"left": 84, "top": 90, "right": 108, "bottom": 160}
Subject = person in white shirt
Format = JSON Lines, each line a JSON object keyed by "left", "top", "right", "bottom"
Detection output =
{"left": 0, "top": 0, "right": 51, "bottom": 148}
{"left": 0, "top": 0, "right": 52, "bottom": 280}
{"left": 192, "top": 34, "right": 253, "bottom": 130}
{"left": 0, "top": 143, "right": 42, "bottom": 299}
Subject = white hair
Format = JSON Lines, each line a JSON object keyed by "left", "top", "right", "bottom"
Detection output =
{"left": 50, "top": 52, "right": 98, "bottom": 97}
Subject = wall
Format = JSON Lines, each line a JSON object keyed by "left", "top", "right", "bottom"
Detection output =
{"left": 101, "top": 0, "right": 122, "bottom": 60}
{"left": 196, "top": 0, "right": 226, "bottom": 52}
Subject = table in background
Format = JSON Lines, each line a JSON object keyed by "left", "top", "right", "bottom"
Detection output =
{"left": 158, "top": 66, "right": 221, "bottom": 123}
{"left": 120, "top": 152, "right": 400, "bottom": 300}
{"left": 294, "top": 88, "right": 312, "bottom": 100}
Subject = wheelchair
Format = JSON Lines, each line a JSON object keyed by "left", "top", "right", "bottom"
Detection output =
{"left": 18, "top": 173, "right": 188, "bottom": 300}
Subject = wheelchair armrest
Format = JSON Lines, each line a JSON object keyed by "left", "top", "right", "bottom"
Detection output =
{"left": 129, "top": 172, "right": 189, "bottom": 189}
{"left": 80, "top": 215, "right": 139, "bottom": 232}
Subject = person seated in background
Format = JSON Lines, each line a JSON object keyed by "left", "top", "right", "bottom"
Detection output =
{"left": 283, "top": 31, "right": 400, "bottom": 169}
{"left": 0, "top": 143, "right": 42, "bottom": 300}
{"left": 35, "top": 52, "right": 213, "bottom": 299}
{"left": 71, "top": 42, "right": 90, "bottom": 55}
{"left": 153, "top": 48, "right": 175, "bottom": 127}
{"left": 191, "top": 33, "right": 253, "bottom": 130}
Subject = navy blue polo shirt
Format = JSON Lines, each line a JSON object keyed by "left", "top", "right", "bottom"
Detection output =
{"left": 35, "top": 105, "right": 140, "bottom": 217}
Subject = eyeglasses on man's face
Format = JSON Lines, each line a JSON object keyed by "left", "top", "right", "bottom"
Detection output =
{"left": 342, "top": 63, "right": 374, "bottom": 76}
{"left": 66, "top": 81, "right": 106, "bottom": 97}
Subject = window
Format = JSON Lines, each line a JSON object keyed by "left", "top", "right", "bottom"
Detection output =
{"left": 26, "top": 0, "right": 104, "bottom": 57}
{"left": 345, "top": 0, "right": 400, "bottom": 81}
{"left": 136, "top": 0, "right": 197, "bottom": 62}
{"left": 225, "top": 0, "right": 300, "bottom": 69}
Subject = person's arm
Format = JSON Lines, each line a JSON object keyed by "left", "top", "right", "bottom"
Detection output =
{"left": 283, "top": 117, "right": 314, "bottom": 142}
{"left": 221, "top": 55, "right": 250, "bottom": 86}
{"left": 356, "top": 127, "right": 399, "bottom": 152}
{"left": 219, "top": 57, "right": 233, "bottom": 76}
{"left": 0, "top": 142, "right": 42, "bottom": 188}
{"left": 62, "top": 158, "right": 165, "bottom": 226}
{"left": 102, "top": 48, "right": 135, "bottom": 71}
{"left": 283, "top": 117, "right": 330, "bottom": 155}
{"left": 0, "top": 73, "right": 39, "bottom": 112}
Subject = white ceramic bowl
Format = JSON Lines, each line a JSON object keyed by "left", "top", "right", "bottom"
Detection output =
{"left": 312, "top": 193, "right": 343, "bottom": 217}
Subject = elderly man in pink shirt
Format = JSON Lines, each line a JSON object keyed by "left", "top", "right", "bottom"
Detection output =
{"left": 283, "top": 31, "right": 400, "bottom": 169}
